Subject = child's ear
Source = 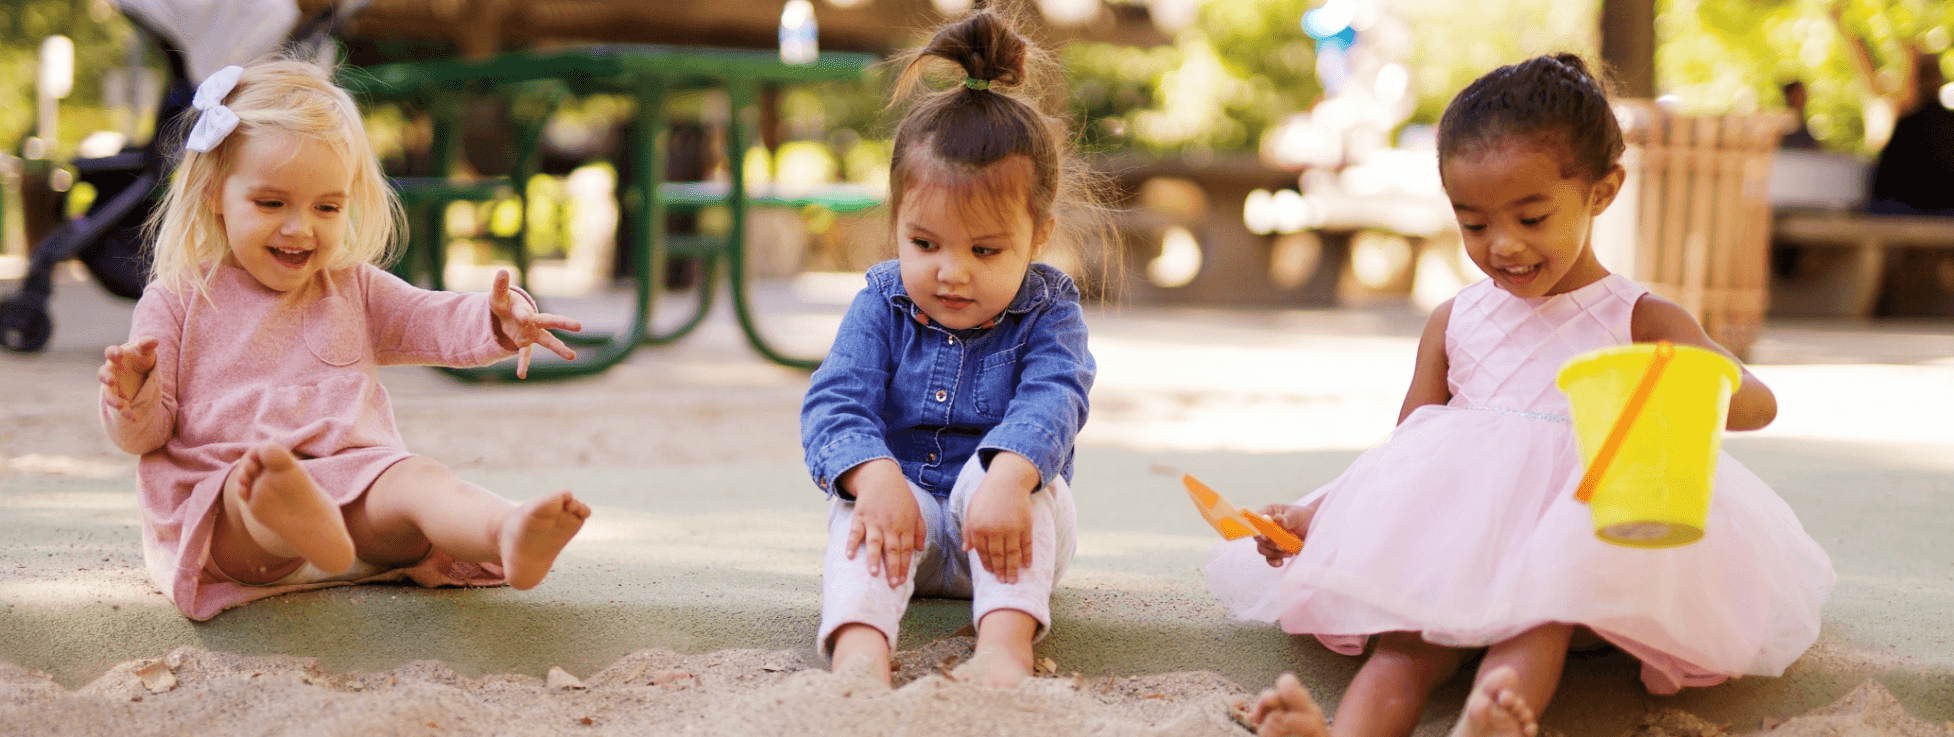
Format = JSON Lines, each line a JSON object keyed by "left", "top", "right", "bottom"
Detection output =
{"left": 1031, "top": 216, "right": 1055, "bottom": 257}
{"left": 1588, "top": 164, "right": 1626, "bottom": 214}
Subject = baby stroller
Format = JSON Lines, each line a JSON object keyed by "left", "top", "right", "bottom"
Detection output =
{"left": 0, "top": 0, "right": 364, "bottom": 352}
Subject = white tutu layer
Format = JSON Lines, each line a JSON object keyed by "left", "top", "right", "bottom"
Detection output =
{"left": 1204, "top": 404, "right": 1835, "bottom": 694}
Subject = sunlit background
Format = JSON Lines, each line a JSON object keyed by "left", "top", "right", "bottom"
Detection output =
{"left": 2, "top": 0, "right": 1950, "bottom": 360}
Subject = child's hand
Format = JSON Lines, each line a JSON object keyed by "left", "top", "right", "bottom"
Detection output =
{"left": 963, "top": 453, "right": 1040, "bottom": 584}
{"left": 843, "top": 459, "right": 926, "bottom": 587}
{"left": 1254, "top": 503, "right": 1313, "bottom": 567}
{"left": 99, "top": 336, "right": 159, "bottom": 420}
{"left": 489, "top": 270, "right": 583, "bottom": 379}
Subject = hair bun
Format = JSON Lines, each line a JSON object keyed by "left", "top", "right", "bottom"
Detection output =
{"left": 1549, "top": 53, "right": 1593, "bottom": 81}
{"left": 923, "top": 10, "right": 1027, "bottom": 88}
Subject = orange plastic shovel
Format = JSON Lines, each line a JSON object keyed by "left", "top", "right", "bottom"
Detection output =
{"left": 1572, "top": 341, "right": 1675, "bottom": 504}
{"left": 1182, "top": 474, "right": 1303, "bottom": 553}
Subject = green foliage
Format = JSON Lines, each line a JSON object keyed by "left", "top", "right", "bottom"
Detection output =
{"left": 1065, "top": 0, "right": 1596, "bottom": 155}
{"left": 1664, "top": 0, "right": 1954, "bottom": 153}
{"left": 1395, "top": 0, "right": 1598, "bottom": 125}
{"left": 1067, "top": 0, "right": 1322, "bottom": 154}
{"left": 0, "top": 0, "right": 135, "bottom": 155}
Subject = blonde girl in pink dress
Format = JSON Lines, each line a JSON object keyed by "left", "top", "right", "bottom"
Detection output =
{"left": 97, "top": 59, "right": 591, "bottom": 620}
{"left": 1211, "top": 55, "right": 1834, "bottom": 737}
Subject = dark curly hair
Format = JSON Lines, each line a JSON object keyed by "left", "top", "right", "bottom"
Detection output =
{"left": 1437, "top": 53, "right": 1625, "bottom": 183}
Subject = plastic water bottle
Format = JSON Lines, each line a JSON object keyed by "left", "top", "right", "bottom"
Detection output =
{"left": 779, "top": 0, "right": 818, "bottom": 66}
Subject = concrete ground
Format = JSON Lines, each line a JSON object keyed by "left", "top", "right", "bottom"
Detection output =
{"left": 1, "top": 266, "right": 1950, "bottom": 734}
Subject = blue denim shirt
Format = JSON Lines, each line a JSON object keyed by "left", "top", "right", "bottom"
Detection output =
{"left": 801, "top": 260, "right": 1095, "bottom": 498}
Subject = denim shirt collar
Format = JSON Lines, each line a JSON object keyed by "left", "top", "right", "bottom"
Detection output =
{"left": 865, "top": 260, "right": 1059, "bottom": 329}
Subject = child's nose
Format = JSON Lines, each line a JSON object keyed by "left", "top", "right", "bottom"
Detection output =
{"left": 936, "top": 254, "right": 969, "bottom": 284}
{"left": 280, "top": 211, "right": 309, "bottom": 236}
{"left": 1488, "top": 229, "right": 1525, "bottom": 256}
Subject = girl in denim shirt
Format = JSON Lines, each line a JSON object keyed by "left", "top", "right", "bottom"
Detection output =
{"left": 800, "top": 9, "right": 1098, "bottom": 688}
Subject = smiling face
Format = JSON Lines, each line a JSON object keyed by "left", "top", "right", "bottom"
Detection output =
{"left": 212, "top": 131, "right": 351, "bottom": 292}
{"left": 896, "top": 157, "right": 1053, "bottom": 329}
{"left": 1442, "top": 140, "right": 1622, "bottom": 298}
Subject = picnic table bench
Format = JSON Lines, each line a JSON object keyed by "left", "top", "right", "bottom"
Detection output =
{"left": 1771, "top": 212, "right": 1954, "bottom": 317}
{"left": 347, "top": 45, "right": 882, "bottom": 378}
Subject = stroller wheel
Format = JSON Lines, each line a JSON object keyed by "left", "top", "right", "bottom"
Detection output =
{"left": 0, "top": 295, "right": 54, "bottom": 353}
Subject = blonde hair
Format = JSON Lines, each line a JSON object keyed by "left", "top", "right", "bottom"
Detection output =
{"left": 147, "top": 58, "right": 402, "bottom": 293}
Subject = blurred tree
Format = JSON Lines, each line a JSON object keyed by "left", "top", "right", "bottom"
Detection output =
{"left": 1069, "top": 0, "right": 1324, "bottom": 155}
{"left": 1065, "top": 0, "right": 1596, "bottom": 155}
{"left": 1663, "top": 0, "right": 1953, "bottom": 153}
{"left": 0, "top": 0, "right": 133, "bottom": 156}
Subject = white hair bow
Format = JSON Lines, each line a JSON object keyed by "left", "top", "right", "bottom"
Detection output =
{"left": 185, "top": 65, "right": 245, "bottom": 153}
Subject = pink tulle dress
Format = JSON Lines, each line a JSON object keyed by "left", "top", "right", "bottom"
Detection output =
{"left": 1204, "top": 274, "right": 1835, "bottom": 694}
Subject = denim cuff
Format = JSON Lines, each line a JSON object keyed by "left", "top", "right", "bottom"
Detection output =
{"left": 977, "top": 421, "right": 1065, "bottom": 488}
{"left": 809, "top": 433, "right": 896, "bottom": 498}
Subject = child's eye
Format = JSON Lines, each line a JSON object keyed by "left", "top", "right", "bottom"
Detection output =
{"left": 1459, "top": 223, "right": 1487, "bottom": 233}
{"left": 255, "top": 200, "right": 283, "bottom": 209}
{"left": 909, "top": 238, "right": 936, "bottom": 252}
{"left": 1519, "top": 215, "right": 1546, "bottom": 226}
{"left": 316, "top": 204, "right": 342, "bottom": 215}
{"left": 972, "top": 245, "right": 999, "bottom": 257}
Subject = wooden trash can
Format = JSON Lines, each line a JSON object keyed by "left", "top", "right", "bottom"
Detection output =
{"left": 1620, "top": 106, "right": 1783, "bottom": 358}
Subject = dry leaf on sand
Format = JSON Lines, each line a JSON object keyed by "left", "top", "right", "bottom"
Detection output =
{"left": 546, "top": 667, "right": 586, "bottom": 690}
{"left": 132, "top": 659, "right": 175, "bottom": 694}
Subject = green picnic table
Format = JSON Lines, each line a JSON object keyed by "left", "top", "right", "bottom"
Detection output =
{"left": 346, "top": 45, "right": 883, "bottom": 378}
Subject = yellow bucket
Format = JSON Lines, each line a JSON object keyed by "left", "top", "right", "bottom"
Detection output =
{"left": 1555, "top": 342, "right": 1740, "bottom": 548}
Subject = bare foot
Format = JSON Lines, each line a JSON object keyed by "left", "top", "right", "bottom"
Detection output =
{"left": 496, "top": 490, "right": 590, "bottom": 590}
{"left": 948, "top": 645, "right": 1033, "bottom": 688}
{"left": 1247, "top": 673, "right": 1330, "bottom": 737}
{"left": 1450, "top": 666, "right": 1538, "bottom": 737}
{"left": 237, "top": 444, "right": 355, "bottom": 574}
{"left": 830, "top": 624, "right": 894, "bottom": 688}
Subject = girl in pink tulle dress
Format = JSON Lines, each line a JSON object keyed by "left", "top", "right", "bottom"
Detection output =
{"left": 1217, "top": 55, "right": 1834, "bottom": 737}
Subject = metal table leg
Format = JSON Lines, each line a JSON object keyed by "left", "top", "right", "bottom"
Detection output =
{"left": 725, "top": 79, "right": 823, "bottom": 369}
{"left": 438, "top": 77, "right": 667, "bottom": 381}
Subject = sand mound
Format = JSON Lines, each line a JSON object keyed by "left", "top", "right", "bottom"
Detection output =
{"left": 0, "top": 640, "right": 1253, "bottom": 736}
{"left": 3, "top": 643, "right": 1946, "bottom": 736}
{"left": 1621, "top": 680, "right": 1952, "bottom": 737}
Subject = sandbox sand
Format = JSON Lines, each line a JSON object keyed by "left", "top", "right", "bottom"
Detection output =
{"left": 2, "top": 639, "right": 1947, "bottom": 737}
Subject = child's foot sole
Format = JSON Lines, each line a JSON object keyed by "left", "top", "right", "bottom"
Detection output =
{"left": 1450, "top": 666, "right": 1538, "bottom": 737}
{"left": 1249, "top": 673, "right": 1330, "bottom": 737}
{"left": 241, "top": 444, "right": 355, "bottom": 574}
{"left": 499, "top": 490, "right": 591, "bottom": 590}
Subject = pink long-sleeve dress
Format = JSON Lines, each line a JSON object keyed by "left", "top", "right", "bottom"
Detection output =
{"left": 101, "top": 263, "right": 520, "bottom": 620}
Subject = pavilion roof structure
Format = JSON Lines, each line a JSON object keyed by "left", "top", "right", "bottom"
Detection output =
{"left": 303, "top": 0, "right": 1171, "bottom": 59}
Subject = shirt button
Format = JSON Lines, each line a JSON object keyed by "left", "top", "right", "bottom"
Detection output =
{"left": 934, "top": 390, "right": 947, "bottom": 402}
{"left": 947, "top": 336, "right": 956, "bottom": 345}
{"left": 928, "top": 453, "right": 937, "bottom": 462}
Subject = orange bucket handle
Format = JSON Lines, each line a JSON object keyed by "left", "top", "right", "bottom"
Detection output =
{"left": 1573, "top": 341, "right": 1675, "bottom": 503}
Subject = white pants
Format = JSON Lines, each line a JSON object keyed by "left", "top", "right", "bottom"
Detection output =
{"left": 817, "top": 454, "right": 1077, "bottom": 656}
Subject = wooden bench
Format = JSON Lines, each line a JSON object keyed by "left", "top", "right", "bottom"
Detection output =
{"left": 1771, "top": 212, "right": 1954, "bottom": 317}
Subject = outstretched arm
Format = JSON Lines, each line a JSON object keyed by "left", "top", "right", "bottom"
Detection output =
{"left": 1631, "top": 295, "right": 1777, "bottom": 431}
{"left": 361, "top": 265, "right": 575, "bottom": 370}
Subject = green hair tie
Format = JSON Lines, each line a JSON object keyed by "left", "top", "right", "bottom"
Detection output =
{"left": 963, "top": 77, "right": 991, "bottom": 91}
